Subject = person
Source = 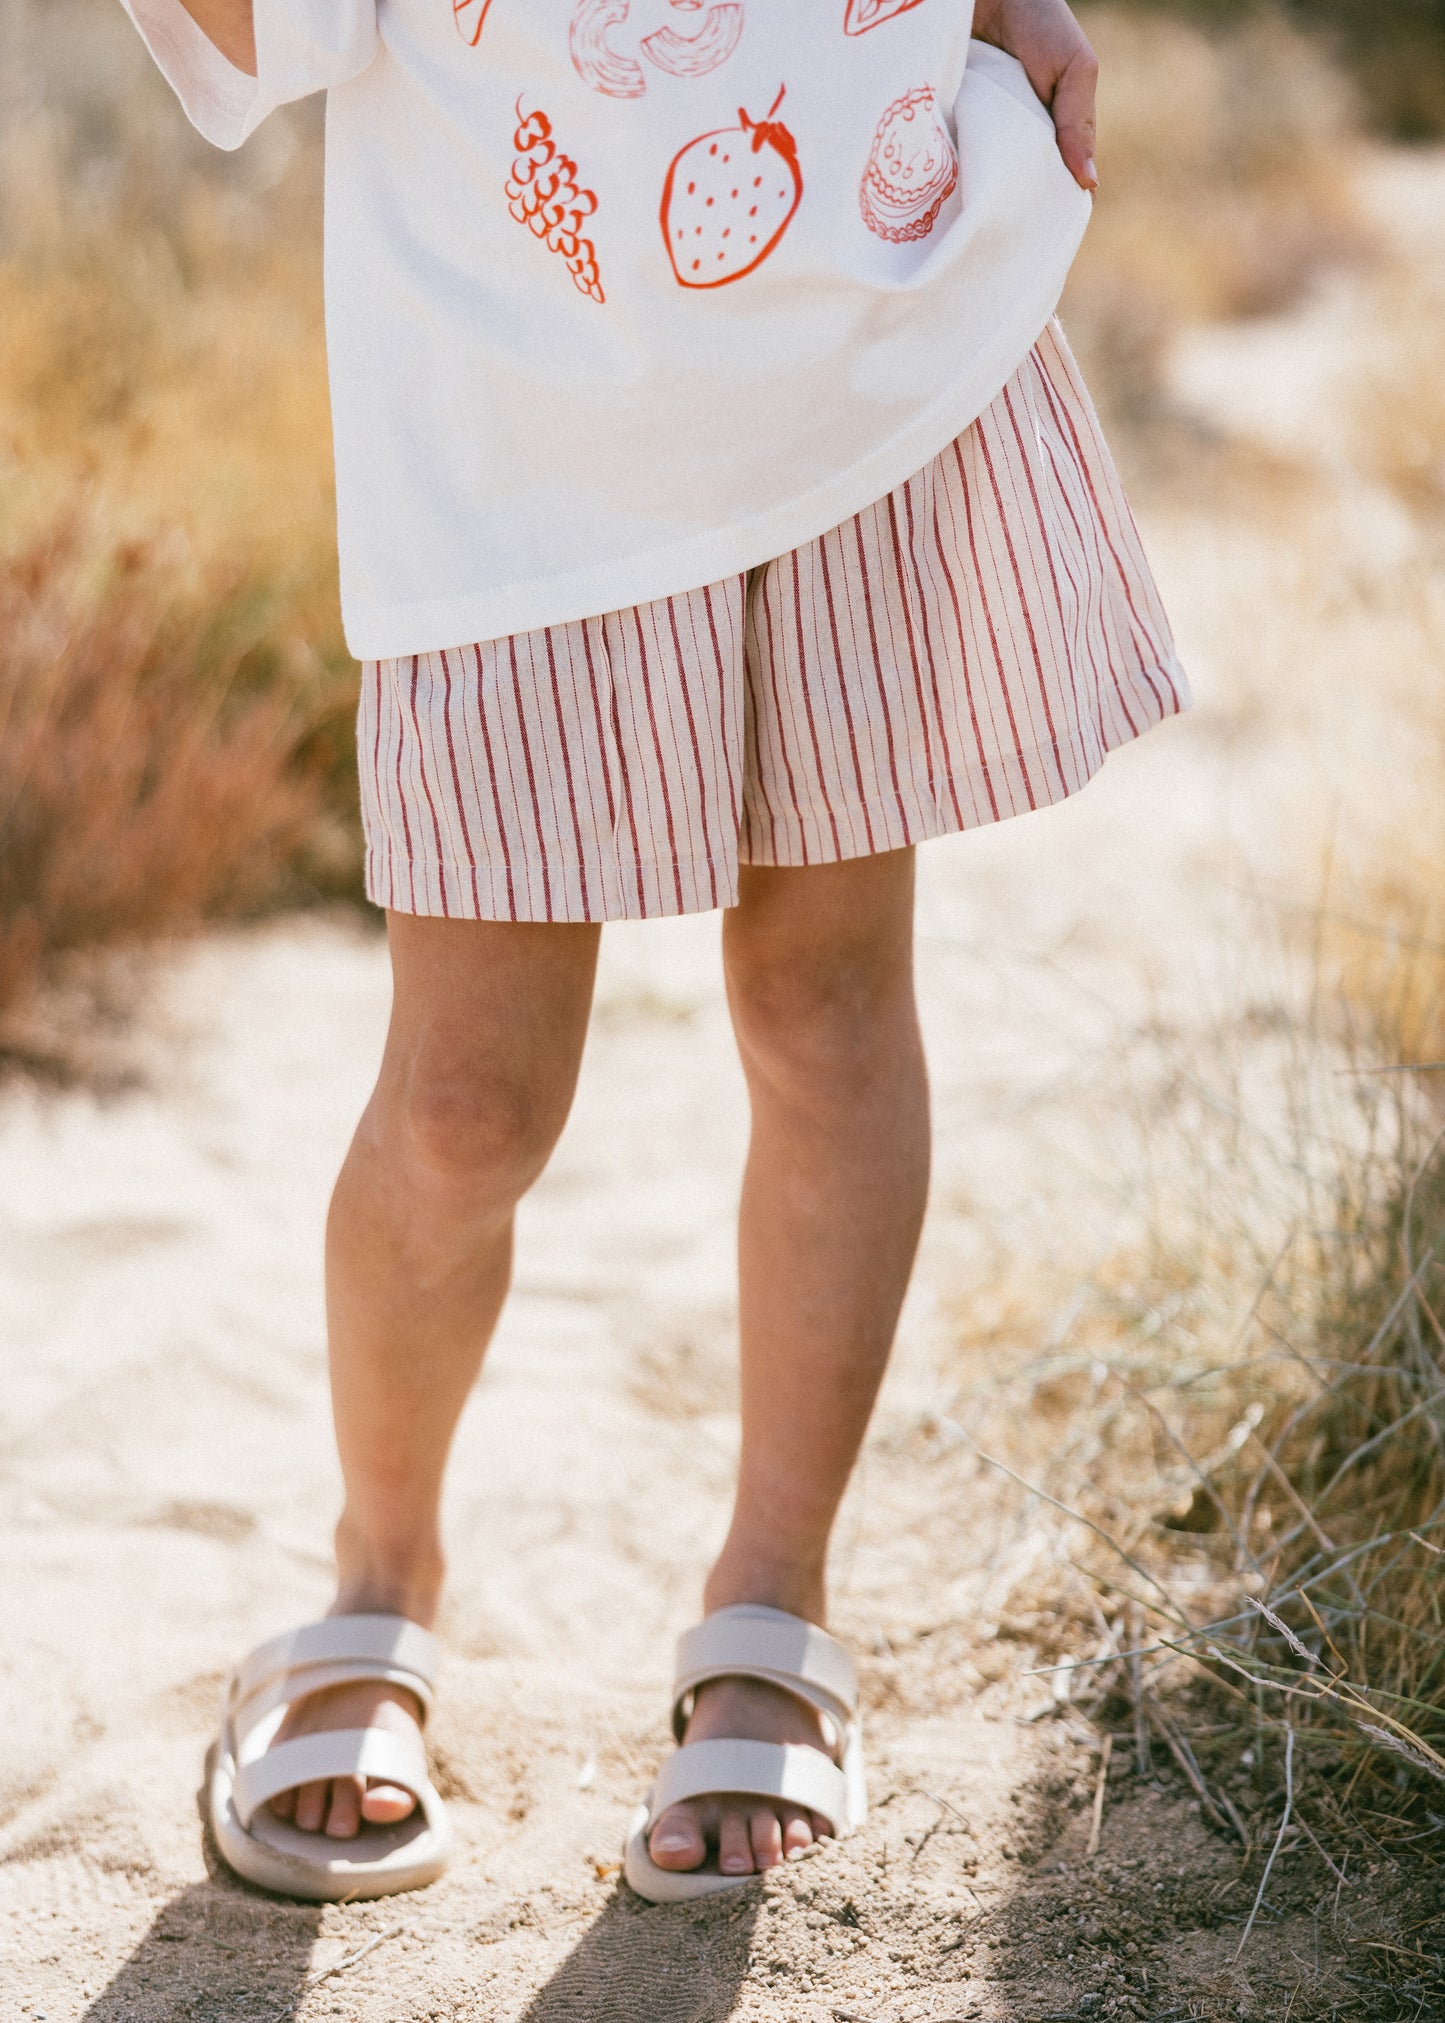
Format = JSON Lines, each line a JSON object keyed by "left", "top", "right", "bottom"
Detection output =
{"left": 119, "top": 0, "right": 1188, "bottom": 1903}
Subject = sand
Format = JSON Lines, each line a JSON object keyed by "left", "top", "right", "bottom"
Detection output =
{"left": 4, "top": 162, "right": 1443, "bottom": 2022}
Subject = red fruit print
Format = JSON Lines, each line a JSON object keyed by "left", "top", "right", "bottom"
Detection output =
{"left": 453, "top": 0, "right": 494, "bottom": 47}
{"left": 860, "top": 85, "right": 958, "bottom": 243}
{"left": 505, "top": 103, "right": 606, "bottom": 304}
{"left": 660, "top": 88, "right": 802, "bottom": 289}
{"left": 843, "top": 0, "right": 925, "bottom": 34}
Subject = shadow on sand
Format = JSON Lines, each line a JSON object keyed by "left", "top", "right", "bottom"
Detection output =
{"left": 516, "top": 1884, "right": 760, "bottom": 2023}
{"left": 79, "top": 1877, "right": 321, "bottom": 2022}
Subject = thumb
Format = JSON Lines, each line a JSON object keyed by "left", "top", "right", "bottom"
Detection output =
{"left": 1050, "top": 43, "right": 1099, "bottom": 192}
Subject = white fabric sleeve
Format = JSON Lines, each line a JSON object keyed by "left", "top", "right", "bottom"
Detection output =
{"left": 117, "top": 0, "right": 378, "bottom": 151}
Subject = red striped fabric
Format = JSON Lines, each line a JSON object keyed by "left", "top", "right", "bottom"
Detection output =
{"left": 359, "top": 319, "right": 1189, "bottom": 923}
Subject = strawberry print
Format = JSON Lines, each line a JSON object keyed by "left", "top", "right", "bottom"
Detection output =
{"left": 844, "top": 0, "right": 926, "bottom": 33}
{"left": 452, "top": 0, "right": 493, "bottom": 46}
{"left": 660, "top": 88, "right": 802, "bottom": 289}
{"left": 860, "top": 85, "right": 958, "bottom": 243}
{"left": 505, "top": 103, "right": 606, "bottom": 304}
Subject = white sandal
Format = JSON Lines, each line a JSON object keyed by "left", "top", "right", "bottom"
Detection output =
{"left": 207, "top": 1613, "right": 454, "bottom": 1901}
{"left": 623, "top": 1603, "right": 868, "bottom": 1902}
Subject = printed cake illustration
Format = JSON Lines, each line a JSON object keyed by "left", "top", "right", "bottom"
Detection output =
{"left": 661, "top": 89, "right": 802, "bottom": 288}
{"left": 859, "top": 86, "right": 958, "bottom": 243}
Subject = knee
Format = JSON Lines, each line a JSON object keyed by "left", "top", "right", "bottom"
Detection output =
{"left": 727, "top": 951, "right": 914, "bottom": 1100}
{"left": 392, "top": 1059, "right": 563, "bottom": 1203}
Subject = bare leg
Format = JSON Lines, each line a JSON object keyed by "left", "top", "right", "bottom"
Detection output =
{"left": 650, "top": 848, "right": 931, "bottom": 1875}
{"left": 269, "top": 913, "right": 600, "bottom": 1838}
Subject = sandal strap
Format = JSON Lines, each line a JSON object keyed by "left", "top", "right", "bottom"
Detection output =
{"left": 648, "top": 1738, "right": 847, "bottom": 1836}
{"left": 232, "top": 1724, "right": 431, "bottom": 1832}
{"left": 671, "top": 1606, "right": 857, "bottom": 1742}
{"left": 231, "top": 1616, "right": 438, "bottom": 1738}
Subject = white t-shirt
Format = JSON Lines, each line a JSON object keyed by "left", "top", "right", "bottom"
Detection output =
{"left": 121, "top": 0, "right": 1091, "bottom": 657}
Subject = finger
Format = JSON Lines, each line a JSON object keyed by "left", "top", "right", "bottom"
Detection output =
{"left": 325, "top": 1777, "right": 362, "bottom": 1839}
{"left": 649, "top": 1802, "right": 708, "bottom": 1871}
{"left": 1051, "top": 42, "right": 1100, "bottom": 190}
{"left": 749, "top": 1806, "right": 784, "bottom": 1870}
{"left": 361, "top": 1780, "right": 420, "bottom": 1826}
{"left": 781, "top": 1805, "right": 815, "bottom": 1859}
{"left": 292, "top": 1778, "right": 330, "bottom": 1835}
{"left": 717, "top": 1807, "right": 755, "bottom": 1876}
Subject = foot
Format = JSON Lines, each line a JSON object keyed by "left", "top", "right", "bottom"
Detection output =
{"left": 647, "top": 1675, "right": 835, "bottom": 1876}
{"left": 266, "top": 1678, "right": 423, "bottom": 1839}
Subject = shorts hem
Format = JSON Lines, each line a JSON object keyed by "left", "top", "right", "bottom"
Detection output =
{"left": 365, "top": 660, "right": 1190, "bottom": 924}
{"left": 741, "top": 663, "right": 1190, "bottom": 870}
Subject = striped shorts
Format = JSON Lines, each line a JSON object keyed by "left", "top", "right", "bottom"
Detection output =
{"left": 359, "top": 320, "right": 1190, "bottom": 924}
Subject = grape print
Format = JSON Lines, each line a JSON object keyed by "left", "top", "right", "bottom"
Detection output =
{"left": 505, "top": 103, "right": 606, "bottom": 304}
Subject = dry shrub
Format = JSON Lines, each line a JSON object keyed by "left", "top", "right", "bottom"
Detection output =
{"left": 943, "top": 915, "right": 1445, "bottom": 1871}
{"left": 1066, "top": 7, "right": 1368, "bottom": 435}
{"left": 0, "top": 522, "right": 359, "bottom": 1052}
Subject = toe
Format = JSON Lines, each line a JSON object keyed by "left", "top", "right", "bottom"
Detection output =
{"left": 717, "top": 1807, "right": 755, "bottom": 1876}
{"left": 268, "top": 1787, "right": 297, "bottom": 1822}
{"left": 293, "top": 1779, "right": 329, "bottom": 1835}
{"left": 648, "top": 1803, "right": 707, "bottom": 1872}
{"left": 749, "top": 1806, "right": 784, "bottom": 1871}
{"left": 361, "top": 1781, "right": 418, "bottom": 1826}
{"left": 782, "top": 1807, "right": 816, "bottom": 1859}
{"left": 324, "top": 1777, "right": 362, "bottom": 1839}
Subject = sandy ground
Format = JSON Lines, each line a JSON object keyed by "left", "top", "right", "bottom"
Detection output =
{"left": 4, "top": 159, "right": 1443, "bottom": 2023}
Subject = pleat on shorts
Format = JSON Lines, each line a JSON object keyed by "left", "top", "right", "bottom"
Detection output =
{"left": 358, "top": 319, "right": 1190, "bottom": 924}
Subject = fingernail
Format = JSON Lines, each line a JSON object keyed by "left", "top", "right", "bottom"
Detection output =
{"left": 1084, "top": 157, "right": 1099, "bottom": 190}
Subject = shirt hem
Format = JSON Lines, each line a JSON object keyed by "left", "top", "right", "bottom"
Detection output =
{"left": 342, "top": 288, "right": 1089, "bottom": 661}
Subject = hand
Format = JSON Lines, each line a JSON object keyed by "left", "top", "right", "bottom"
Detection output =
{"left": 972, "top": 0, "right": 1099, "bottom": 192}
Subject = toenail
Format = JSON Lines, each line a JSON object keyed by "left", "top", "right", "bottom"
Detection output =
{"left": 653, "top": 1832, "right": 693, "bottom": 1852}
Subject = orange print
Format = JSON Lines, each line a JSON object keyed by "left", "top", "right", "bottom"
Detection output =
{"left": 860, "top": 86, "right": 958, "bottom": 242}
{"left": 843, "top": 0, "right": 926, "bottom": 34}
{"left": 453, "top": 0, "right": 494, "bottom": 47}
{"left": 506, "top": 103, "right": 606, "bottom": 303}
{"left": 570, "top": 0, "right": 745, "bottom": 99}
{"left": 661, "top": 88, "right": 802, "bottom": 289}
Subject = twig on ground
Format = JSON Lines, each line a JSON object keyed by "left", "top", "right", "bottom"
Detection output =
{"left": 1235, "top": 1725, "right": 1295, "bottom": 1963}
{"left": 267, "top": 1921, "right": 405, "bottom": 2020}
{"left": 1129, "top": 1604, "right": 1151, "bottom": 1777}
{"left": 1087, "top": 1733, "right": 1113, "bottom": 1858}
{"left": 1145, "top": 1700, "right": 1241, "bottom": 1840}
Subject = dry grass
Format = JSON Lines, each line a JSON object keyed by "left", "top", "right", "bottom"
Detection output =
{"left": 0, "top": 520, "right": 358, "bottom": 1069}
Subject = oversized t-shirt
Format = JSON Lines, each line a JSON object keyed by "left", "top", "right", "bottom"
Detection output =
{"left": 120, "top": 0, "right": 1092, "bottom": 657}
